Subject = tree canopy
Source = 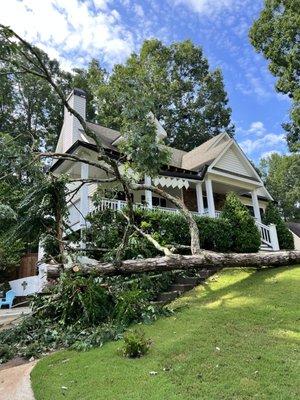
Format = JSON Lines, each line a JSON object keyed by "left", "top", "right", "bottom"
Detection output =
{"left": 259, "top": 152, "right": 300, "bottom": 220}
{"left": 92, "top": 39, "right": 234, "bottom": 151}
{"left": 249, "top": 0, "right": 300, "bottom": 152}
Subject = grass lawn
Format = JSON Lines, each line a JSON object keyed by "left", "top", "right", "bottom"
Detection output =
{"left": 31, "top": 266, "right": 300, "bottom": 400}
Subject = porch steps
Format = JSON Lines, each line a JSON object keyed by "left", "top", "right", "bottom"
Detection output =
{"left": 260, "top": 243, "right": 274, "bottom": 252}
{"left": 154, "top": 268, "right": 218, "bottom": 305}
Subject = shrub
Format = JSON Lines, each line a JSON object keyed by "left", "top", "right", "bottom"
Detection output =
{"left": 88, "top": 208, "right": 234, "bottom": 259}
{"left": 121, "top": 329, "right": 151, "bottom": 358}
{"left": 135, "top": 272, "right": 175, "bottom": 298}
{"left": 22, "top": 342, "right": 44, "bottom": 359}
{"left": 0, "top": 344, "right": 14, "bottom": 364}
{"left": 221, "top": 192, "right": 261, "bottom": 253}
{"left": 114, "top": 288, "right": 149, "bottom": 325}
{"left": 195, "top": 216, "right": 233, "bottom": 252}
{"left": 263, "top": 202, "right": 294, "bottom": 250}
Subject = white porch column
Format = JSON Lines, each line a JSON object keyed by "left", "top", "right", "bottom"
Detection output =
{"left": 251, "top": 189, "right": 261, "bottom": 222}
{"left": 205, "top": 179, "right": 215, "bottom": 218}
{"left": 195, "top": 182, "right": 204, "bottom": 215}
{"left": 80, "top": 162, "right": 89, "bottom": 228}
{"left": 144, "top": 175, "right": 152, "bottom": 209}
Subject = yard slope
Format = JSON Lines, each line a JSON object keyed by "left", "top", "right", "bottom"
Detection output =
{"left": 32, "top": 266, "right": 300, "bottom": 400}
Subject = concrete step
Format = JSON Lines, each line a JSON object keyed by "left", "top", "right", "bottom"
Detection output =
{"left": 157, "top": 291, "right": 180, "bottom": 303}
{"left": 175, "top": 276, "right": 201, "bottom": 285}
{"left": 169, "top": 283, "right": 195, "bottom": 293}
{"left": 260, "top": 244, "right": 273, "bottom": 251}
{"left": 202, "top": 268, "right": 220, "bottom": 276}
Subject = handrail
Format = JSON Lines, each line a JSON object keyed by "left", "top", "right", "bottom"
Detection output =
{"left": 90, "top": 197, "right": 222, "bottom": 218}
{"left": 69, "top": 197, "right": 279, "bottom": 250}
{"left": 255, "top": 221, "right": 272, "bottom": 246}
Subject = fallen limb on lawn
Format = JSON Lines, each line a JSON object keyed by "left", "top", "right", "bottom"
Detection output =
{"left": 47, "top": 250, "right": 300, "bottom": 278}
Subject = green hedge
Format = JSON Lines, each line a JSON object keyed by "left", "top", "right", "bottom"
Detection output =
{"left": 263, "top": 202, "right": 294, "bottom": 250}
{"left": 87, "top": 195, "right": 261, "bottom": 259}
{"left": 87, "top": 208, "right": 233, "bottom": 260}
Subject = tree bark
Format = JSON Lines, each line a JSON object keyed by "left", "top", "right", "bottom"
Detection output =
{"left": 47, "top": 250, "right": 300, "bottom": 278}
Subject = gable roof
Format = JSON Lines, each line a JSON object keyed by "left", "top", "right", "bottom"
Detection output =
{"left": 81, "top": 123, "right": 230, "bottom": 171}
{"left": 182, "top": 133, "right": 230, "bottom": 171}
{"left": 209, "top": 139, "right": 263, "bottom": 183}
{"left": 83, "top": 121, "right": 188, "bottom": 169}
{"left": 55, "top": 120, "right": 265, "bottom": 188}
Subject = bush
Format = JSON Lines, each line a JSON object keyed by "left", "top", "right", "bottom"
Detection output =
{"left": 114, "top": 288, "right": 149, "bottom": 325}
{"left": 195, "top": 216, "right": 233, "bottom": 252}
{"left": 221, "top": 192, "right": 261, "bottom": 253}
{"left": 121, "top": 329, "right": 151, "bottom": 358}
{"left": 0, "top": 344, "right": 14, "bottom": 364}
{"left": 87, "top": 208, "right": 234, "bottom": 259}
{"left": 263, "top": 202, "right": 294, "bottom": 250}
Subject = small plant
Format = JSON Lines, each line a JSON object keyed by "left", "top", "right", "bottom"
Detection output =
{"left": 22, "top": 342, "right": 43, "bottom": 359}
{"left": 0, "top": 344, "right": 14, "bottom": 364}
{"left": 121, "top": 329, "right": 151, "bottom": 358}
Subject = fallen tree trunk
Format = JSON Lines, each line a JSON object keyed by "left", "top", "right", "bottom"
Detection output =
{"left": 47, "top": 250, "right": 300, "bottom": 278}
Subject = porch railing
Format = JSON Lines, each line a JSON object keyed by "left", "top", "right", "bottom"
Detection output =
{"left": 255, "top": 221, "right": 279, "bottom": 251}
{"left": 84, "top": 198, "right": 280, "bottom": 251}
{"left": 92, "top": 197, "right": 221, "bottom": 218}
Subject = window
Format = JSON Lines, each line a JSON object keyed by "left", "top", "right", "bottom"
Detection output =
{"left": 106, "top": 191, "right": 133, "bottom": 201}
{"left": 246, "top": 205, "right": 264, "bottom": 217}
{"left": 141, "top": 195, "right": 166, "bottom": 207}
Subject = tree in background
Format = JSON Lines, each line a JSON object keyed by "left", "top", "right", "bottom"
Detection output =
{"left": 249, "top": 0, "right": 300, "bottom": 152}
{"left": 0, "top": 46, "right": 72, "bottom": 151}
{"left": 259, "top": 153, "right": 300, "bottom": 220}
{"left": 93, "top": 39, "right": 234, "bottom": 151}
{"left": 263, "top": 202, "right": 294, "bottom": 250}
{"left": 72, "top": 59, "right": 106, "bottom": 122}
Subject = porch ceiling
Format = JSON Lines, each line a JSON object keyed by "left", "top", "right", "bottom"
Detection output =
{"left": 208, "top": 181, "right": 251, "bottom": 196}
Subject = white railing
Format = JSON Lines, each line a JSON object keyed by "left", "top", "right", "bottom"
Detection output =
{"left": 256, "top": 221, "right": 272, "bottom": 246}
{"left": 69, "top": 197, "right": 280, "bottom": 251}
{"left": 92, "top": 198, "right": 221, "bottom": 218}
{"left": 255, "top": 221, "right": 280, "bottom": 251}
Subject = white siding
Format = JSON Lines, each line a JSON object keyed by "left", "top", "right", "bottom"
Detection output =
{"left": 214, "top": 147, "right": 254, "bottom": 178}
{"left": 55, "top": 91, "right": 86, "bottom": 153}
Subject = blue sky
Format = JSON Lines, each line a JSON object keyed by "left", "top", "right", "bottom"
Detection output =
{"left": 2, "top": 0, "right": 289, "bottom": 164}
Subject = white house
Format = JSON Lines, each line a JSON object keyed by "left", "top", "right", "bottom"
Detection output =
{"left": 51, "top": 88, "right": 279, "bottom": 251}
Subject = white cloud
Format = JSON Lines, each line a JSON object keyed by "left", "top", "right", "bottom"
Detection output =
{"left": 237, "top": 121, "right": 286, "bottom": 160}
{"left": 133, "top": 4, "right": 145, "bottom": 18}
{"left": 237, "top": 121, "right": 267, "bottom": 137}
{"left": 248, "top": 121, "right": 266, "bottom": 136}
{"left": 239, "top": 133, "right": 285, "bottom": 155}
{"left": 236, "top": 73, "right": 272, "bottom": 99}
{"left": 173, "top": 0, "right": 234, "bottom": 15}
{"left": 1, "top": 0, "right": 135, "bottom": 69}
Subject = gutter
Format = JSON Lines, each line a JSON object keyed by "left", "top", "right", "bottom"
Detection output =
{"left": 50, "top": 140, "right": 203, "bottom": 180}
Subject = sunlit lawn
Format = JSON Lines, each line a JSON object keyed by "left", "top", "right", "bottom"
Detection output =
{"left": 32, "top": 266, "right": 300, "bottom": 400}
